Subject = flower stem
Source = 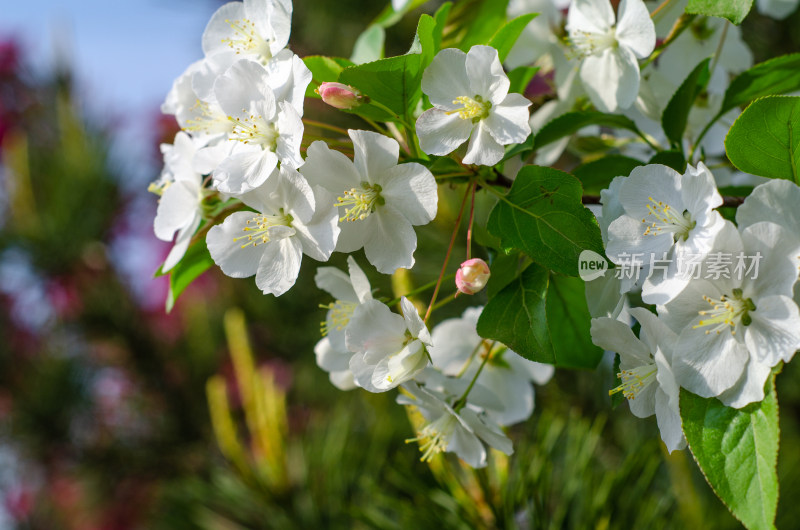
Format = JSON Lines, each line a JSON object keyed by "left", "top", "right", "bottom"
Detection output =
{"left": 466, "top": 181, "right": 477, "bottom": 261}
{"left": 689, "top": 21, "right": 730, "bottom": 163}
{"left": 650, "top": 0, "right": 676, "bottom": 19}
{"left": 302, "top": 119, "right": 349, "bottom": 136}
{"left": 640, "top": 14, "right": 696, "bottom": 70}
{"left": 453, "top": 341, "right": 495, "bottom": 411}
{"left": 424, "top": 184, "right": 472, "bottom": 323}
{"left": 385, "top": 273, "right": 456, "bottom": 306}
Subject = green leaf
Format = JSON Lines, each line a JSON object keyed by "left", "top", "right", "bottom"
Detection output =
{"left": 457, "top": 0, "right": 509, "bottom": 51}
{"left": 648, "top": 150, "right": 687, "bottom": 173}
{"left": 485, "top": 249, "right": 524, "bottom": 299}
{"left": 303, "top": 56, "right": 355, "bottom": 98}
{"left": 338, "top": 54, "right": 423, "bottom": 123}
{"left": 350, "top": 25, "right": 385, "bottom": 65}
{"left": 545, "top": 274, "right": 604, "bottom": 369}
{"left": 534, "top": 111, "right": 643, "bottom": 151}
{"left": 572, "top": 155, "right": 644, "bottom": 194}
{"left": 488, "top": 13, "right": 538, "bottom": 63}
{"left": 166, "top": 241, "right": 215, "bottom": 313}
{"left": 477, "top": 264, "right": 553, "bottom": 364}
{"left": 662, "top": 58, "right": 711, "bottom": 146}
{"left": 680, "top": 377, "right": 779, "bottom": 530}
{"left": 725, "top": 95, "right": 800, "bottom": 183}
{"left": 486, "top": 165, "right": 605, "bottom": 277}
{"left": 476, "top": 264, "right": 602, "bottom": 368}
{"left": 722, "top": 53, "right": 800, "bottom": 115}
{"left": 507, "top": 65, "right": 539, "bottom": 95}
{"left": 685, "top": 0, "right": 753, "bottom": 24}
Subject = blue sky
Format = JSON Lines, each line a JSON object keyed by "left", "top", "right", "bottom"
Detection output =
{"left": 1, "top": 0, "right": 221, "bottom": 179}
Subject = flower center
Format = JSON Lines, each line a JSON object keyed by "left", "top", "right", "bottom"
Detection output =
{"left": 319, "top": 300, "right": 357, "bottom": 336}
{"left": 222, "top": 18, "right": 272, "bottom": 63}
{"left": 570, "top": 27, "right": 618, "bottom": 58}
{"left": 335, "top": 182, "right": 384, "bottom": 221}
{"left": 228, "top": 113, "right": 279, "bottom": 150}
{"left": 405, "top": 414, "right": 458, "bottom": 462}
{"left": 642, "top": 197, "right": 695, "bottom": 241}
{"left": 184, "top": 99, "right": 230, "bottom": 135}
{"left": 609, "top": 363, "right": 657, "bottom": 400}
{"left": 447, "top": 95, "right": 492, "bottom": 122}
{"left": 693, "top": 288, "right": 756, "bottom": 335}
{"left": 233, "top": 211, "right": 293, "bottom": 248}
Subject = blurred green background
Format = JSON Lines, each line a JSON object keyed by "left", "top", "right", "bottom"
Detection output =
{"left": 1, "top": 1, "right": 799, "bottom": 528}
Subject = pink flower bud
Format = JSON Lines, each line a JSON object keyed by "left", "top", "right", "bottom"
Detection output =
{"left": 455, "top": 258, "right": 490, "bottom": 295}
{"left": 315, "top": 82, "right": 364, "bottom": 110}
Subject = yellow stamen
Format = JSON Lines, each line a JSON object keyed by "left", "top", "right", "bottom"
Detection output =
{"left": 335, "top": 183, "right": 383, "bottom": 221}
{"left": 447, "top": 95, "right": 491, "bottom": 121}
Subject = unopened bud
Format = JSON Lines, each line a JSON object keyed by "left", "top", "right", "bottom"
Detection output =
{"left": 315, "top": 82, "right": 365, "bottom": 110}
{"left": 455, "top": 258, "right": 490, "bottom": 295}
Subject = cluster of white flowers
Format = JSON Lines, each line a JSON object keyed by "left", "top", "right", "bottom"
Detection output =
{"left": 313, "top": 257, "right": 553, "bottom": 466}
{"left": 152, "top": 0, "right": 548, "bottom": 467}
{"left": 152, "top": 0, "right": 800, "bottom": 467}
{"left": 590, "top": 170, "right": 800, "bottom": 451}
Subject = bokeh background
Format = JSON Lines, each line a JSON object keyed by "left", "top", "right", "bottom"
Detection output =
{"left": 1, "top": 1, "right": 799, "bottom": 528}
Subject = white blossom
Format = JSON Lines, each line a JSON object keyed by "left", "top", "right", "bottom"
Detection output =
{"left": 606, "top": 163, "right": 726, "bottom": 305}
{"left": 300, "top": 130, "right": 437, "bottom": 274}
{"left": 590, "top": 307, "right": 686, "bottom": 453}
{"left": 206, "top": 166, "right": 339, "bottom": 296}
{"left": 202, "top": 0, "right": 293, "bottom": 67}
{"left": 398, "top": 382, "right": 513, "bottom": 467}
{"left": 313, "top": 256, "right": 373, "bottom": 390}
{"left": 346, "top": 297, "right": 432, "bottom": 392}
{"left": 566, "top": 0, "right": 655, "bottom": 112}
{"left": 152, "top": 132, "right": 207, "bottom": 272}
{"left": 416, "top": 45, "right": 532, "bottom": 166}
{"left": 198, "top": 59, "right": 306, "bottom": 195}
{"left": 660, "top": 221, "right": 800, "bottom": 408}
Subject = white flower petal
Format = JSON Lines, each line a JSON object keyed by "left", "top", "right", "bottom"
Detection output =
{"left": 459, "top": 407, "right": 514, "bottom": 456}
{"left": 579, "top": 46, "right": 640, "bottom": 112}
{"left": 292, "top": 186, "right": 339, "bottom": 262}
{"left": 745, "top": 295, "right": 800, "bottom": 365}
{"left": 154, "top": 181, "right": 200, "bottom": 241}
{"left": 416, "top": 109, "right": 474, "bottom": 156}
{"left": 315, "top": 267, "right": 357, "bottom": 301}
{"left": 615, "top": 0, "right": 656, "bottom": 58}
{"left": 673, "top": 326, "right": 749, "bottom": 398}
{"left": 718, "top": 358, "right": 773, "bottom": 409}
{"left": 346, "top": 299, "right": 407, "bottom": 359}
{"left": 465, "top": 45, "right": 510, "bottom": 104}
{"left": 654, "top": 387, "right": 686, "bottom": 453}
{"left": 363, "top": 206, "right": 417, "bottom": 273}
{"left": 463, "top": 121, "right": 505, "bottom": 166}
{"left": 214, "top": 59, "right": 275, "bottom": 118}
{"left": 276, "top": 102, "right": 304, "bottom": 169}
{"left": 162, "top": 215, "right": 202, "bottom": 273}
{"left": 206, "top": 211, "right": 264, "bottom": 279}
{"left": 254, "top": 236, "right": 303, "bottom": 295}
{"left": 314, "top": 336, "right": 352, "bottom": 372}
{"left": 381, "top": 162, "right": 438, "bottom": 226}
{"left": 590, "top": 317, "right": 652, "bottom": 362}
{"left": 300, "top": 140, "right": 362, "bottom": 192}
{"left": 567, "top": 0, "right": 615, "bottom": 35}
{"left": 484, "top": 93, "right": 532, "bottom": 145}
{"left": 421, "top": 48, "right": 471, "bottom": 110}
{"left": 215, "top": 147, "right": 279, "bottom": 194}
{"left": 350, "top": 129, "right": 399, "bottom": 183}
{"left": 347, "top": 256, "right": 373, "bottom": 303}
